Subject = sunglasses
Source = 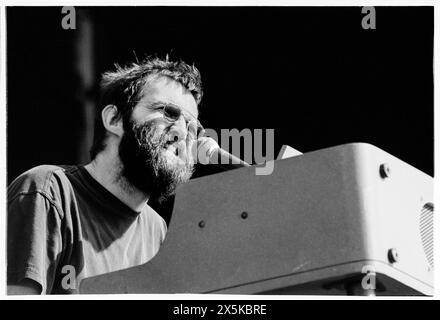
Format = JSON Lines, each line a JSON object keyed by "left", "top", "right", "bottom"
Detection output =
{"left": 152, "top": 103, "right": 204, "bottom": 138}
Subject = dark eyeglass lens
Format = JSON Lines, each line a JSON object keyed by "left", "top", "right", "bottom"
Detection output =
{"left": 163, "top": 105, "right": 181, "bottom": 121}
{"left": 163, "top": 105, "right": 202, "bottom": 137}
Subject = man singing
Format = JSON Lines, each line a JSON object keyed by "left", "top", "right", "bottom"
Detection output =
{"left": 7, "top": 56, "right": 203, "bottom": 294}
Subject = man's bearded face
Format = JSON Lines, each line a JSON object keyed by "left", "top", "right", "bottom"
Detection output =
{"left": 118, "top": 118, "right": 195, "bottom": 202}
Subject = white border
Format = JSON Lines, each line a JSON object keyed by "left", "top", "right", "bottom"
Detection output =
{"left": 0, "top": 0, "right": 437, "bottom": 6}
{"left": 1, "top": 4, "right": 7, "bottom": 300}
{"left": 433, "top": 0, "right": 439, "bottom": 302}
{"left": 0, "top": 1, "right": 438, "bottom": 302}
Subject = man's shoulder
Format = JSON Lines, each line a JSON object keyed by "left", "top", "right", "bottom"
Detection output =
{"left": 142, "top": 204, "right": 168, "bottom": 235}
{"left": 8, "top": 165, "right": 78, "bottom": 202}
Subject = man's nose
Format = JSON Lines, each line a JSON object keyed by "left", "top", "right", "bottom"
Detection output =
{"left": 168, "top": 117, "right": 188, "bottom": 142}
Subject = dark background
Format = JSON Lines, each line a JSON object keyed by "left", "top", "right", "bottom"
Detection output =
{"left": 7, "top": 6, "right": 434, "bottom": 221}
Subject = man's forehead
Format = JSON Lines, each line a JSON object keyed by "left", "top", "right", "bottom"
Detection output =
{"left": 139, "top": 75, "right": 198, "bottom": 116}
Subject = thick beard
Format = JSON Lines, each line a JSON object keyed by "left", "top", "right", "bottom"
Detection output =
{"left": 118, "top": 120, "right": 194, "bottom": 203}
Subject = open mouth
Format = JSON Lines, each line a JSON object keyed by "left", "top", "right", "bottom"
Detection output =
{"left": 164, "top": 141, "right": 179, "bottom": 157}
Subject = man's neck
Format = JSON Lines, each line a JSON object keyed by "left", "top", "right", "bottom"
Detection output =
{"left": 84, "top": 152, "right": 150, "bottom": 213}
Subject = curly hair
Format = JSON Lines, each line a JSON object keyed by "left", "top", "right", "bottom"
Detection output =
{"left": 89, "top": 56, "right": 203, "bottom": 160}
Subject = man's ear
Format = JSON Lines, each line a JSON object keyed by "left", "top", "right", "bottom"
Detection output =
{"left": 102, "top": 104, "right": 124, "bottom": 137}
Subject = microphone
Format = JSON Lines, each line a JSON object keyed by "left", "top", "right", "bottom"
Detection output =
{"left": 196, "top": 137, "right": 251, "bottom": 169}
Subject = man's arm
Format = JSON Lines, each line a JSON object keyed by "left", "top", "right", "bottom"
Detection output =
{"left": 7, "top": 279, "right": 41, "bottom": 295}
{"left": 8, "top": 188, "right": 64, "bottom": 295}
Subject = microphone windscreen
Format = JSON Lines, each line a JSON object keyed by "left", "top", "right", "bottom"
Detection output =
{"left": 197, "top": 137, "right": 220, "bottom": 164}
